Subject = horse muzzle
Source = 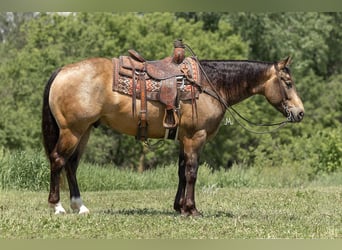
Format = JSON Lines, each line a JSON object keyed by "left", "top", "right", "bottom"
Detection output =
{"left": 287, "top": 106, "right": 305, "bottom": 122}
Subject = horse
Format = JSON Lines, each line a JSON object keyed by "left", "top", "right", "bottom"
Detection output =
{"left": 42, "top": 53, "right": 304, "bottom": 216}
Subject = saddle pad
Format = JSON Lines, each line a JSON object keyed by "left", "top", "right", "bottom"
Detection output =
{"left": 115, "top": 75, "right": 198, "bottom": 101}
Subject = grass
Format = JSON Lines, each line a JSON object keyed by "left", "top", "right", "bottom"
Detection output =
{"left": 1, "top": 187, "right": 341, "bottom": 239}
{"left": 1, "top": 149, "right": 342, "bottom": 239}
{"left": 2, "top": 149, "right": 342, "bottom": 191}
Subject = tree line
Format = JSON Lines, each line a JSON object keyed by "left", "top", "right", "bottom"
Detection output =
{"left": 0, "top": 12, "right": 341, "bottom": 174}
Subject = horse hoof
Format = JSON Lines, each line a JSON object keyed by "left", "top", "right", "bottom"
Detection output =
{"left": 70, "top": 197, "right": 89, "bottom": 214}
{"left": 190, "top": 209, "right": 202, "bottom": 217}
{"left": 180, "top": 212, "right": 190, "bottom": 217}
{"left": 180, "top": 208, "right": 201, "bottom": 217}
{"left": 78, "top": 205, "right": 90, "bottom": 214}
{"left": 50, "top": 202, "right": 67, "bottom": 215}
{"left": 55, "top": 210, "right": 66, "bottom": 215}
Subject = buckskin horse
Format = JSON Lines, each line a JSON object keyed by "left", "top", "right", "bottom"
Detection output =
{"left": 42, "top": 42, "right": 304, "bottom": 215}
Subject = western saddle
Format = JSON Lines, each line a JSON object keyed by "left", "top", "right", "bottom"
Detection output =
{"left": 112, "top": 40, "right": 201, "bottom": 141}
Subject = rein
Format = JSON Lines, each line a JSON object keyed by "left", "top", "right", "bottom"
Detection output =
{"left": 184, "top": 44, "right": 290, "bottom": 134}
{"left": 203, "top": 85, "right": 289, "bottom": 135}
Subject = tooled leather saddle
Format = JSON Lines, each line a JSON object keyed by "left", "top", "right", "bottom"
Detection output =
{"left": 112, "top": 40, "right": 201, "bottom": 141}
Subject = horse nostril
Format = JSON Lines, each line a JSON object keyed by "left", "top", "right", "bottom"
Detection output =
{"left": 298, "top": 111, "right": 304, "bottom": 120}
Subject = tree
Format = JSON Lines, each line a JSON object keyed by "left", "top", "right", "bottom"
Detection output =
{"left": 326, "top": 12, "right": 342, "bottom": 76}
{"left": 175, "top": 12, "right": 223, "bottom": 32}
{"left": 0, "top": 12, "right": 36, "bottom": 43}
{"left": 1, "top": 12, "right": 340, "bottom": 172}
{"left": 226, "top": 13, "right": 333, "bottom": 78}
{"left": 0, "top": 12, "right": 248, "bottom": 170}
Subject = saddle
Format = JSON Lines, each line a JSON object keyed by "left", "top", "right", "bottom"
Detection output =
{"left": 112, "top": 40, "right": 201, "bottom": 141}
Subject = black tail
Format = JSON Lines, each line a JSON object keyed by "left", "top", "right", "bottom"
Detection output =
{"left": 42, "top": 68, "right": 62, "bottom": 157}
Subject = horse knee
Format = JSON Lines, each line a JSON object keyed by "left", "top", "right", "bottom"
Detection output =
{"left": 185, "top": 157, "right": 198, "bottom": 184}
{"left": 186, "top": 168, "right": 197, "bottom": 184}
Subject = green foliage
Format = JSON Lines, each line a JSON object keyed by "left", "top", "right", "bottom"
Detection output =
{"left": 202, "top": 12, "right": 342, "bottom": 170}
{"left": 315, "top": 129, "right": 342, "bottom": 175}
{"left": 227, "top": 12, "right": 335, "bottom": 78}
{"left": 0, "top": 148, "right": 49, "bottom": 191}
{"left": 1, "top": 149, "right": 341, "bottom": 191}
{"left": 0, "top": 12, "right": 341, "bottom": 177}
{"left": 0, "top": 12, "right": 247, "bottom": 168}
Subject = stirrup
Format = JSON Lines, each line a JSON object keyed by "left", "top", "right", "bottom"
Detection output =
{"left": 163, "top": 109, "right": 179, "bottom": 129}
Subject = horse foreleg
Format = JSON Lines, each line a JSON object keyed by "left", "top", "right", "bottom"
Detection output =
{"left": 174, "top": 145, "right": 186, "bottom": 213}
{"left": 183, "top": 151, "right": 200, "bottom": 216}
{"left": 179, "top": 130, "right": 207, "bottom": 216}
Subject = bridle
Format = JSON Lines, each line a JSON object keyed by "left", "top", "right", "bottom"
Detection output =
{"left": 274, "top": 63, "right": 294, "bottom": 123}
{"left": 185, "top": 44, "right": 292, "bottom": 134}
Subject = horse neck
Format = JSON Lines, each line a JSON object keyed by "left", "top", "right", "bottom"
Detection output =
{"left": 200, "top": 60, "right": 273, "bottom": 106}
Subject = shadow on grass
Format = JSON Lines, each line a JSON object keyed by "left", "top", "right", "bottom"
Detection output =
{"left": 100, "top": 208, "right": 235, "bottom": 218}
{"left": 206, "top": 210, "right": 235, "bottom": 218}
{"left": 101, "top": 208, "right": 176, "bottom": 216}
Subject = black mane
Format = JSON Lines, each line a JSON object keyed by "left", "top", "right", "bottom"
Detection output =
{"left": 198, "top": 60, "right": 275, "bottom": 105}
{"left": 199, "top": 60, "right": 274, "bottom": 88}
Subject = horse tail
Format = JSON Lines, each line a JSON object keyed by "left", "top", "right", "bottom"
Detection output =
{"left": 42, "top": 68, "right": 62, "bottom": 157}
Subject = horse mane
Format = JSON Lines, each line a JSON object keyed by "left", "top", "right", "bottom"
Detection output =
{"left": 199, "top": 60, "right": 274, "bottom": 87}
{"left": 198, "top": 60, "right": 275, "bottom": 102}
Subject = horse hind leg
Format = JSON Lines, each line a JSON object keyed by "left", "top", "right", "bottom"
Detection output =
{"left": 48, "top": 151, "right": 67, "bottom": 214}
{"left": 48, "top": 128, "right": 81, "bottom": 214}
{"left": 65, "top": 153, "right": 89, "bottom": 214}
{"left": 65, "top": 128, "right": 91, "bottom": 214}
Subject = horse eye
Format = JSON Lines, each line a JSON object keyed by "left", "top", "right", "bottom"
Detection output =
{"left": 280, "top": 77, "right": 292, "bottom": 88}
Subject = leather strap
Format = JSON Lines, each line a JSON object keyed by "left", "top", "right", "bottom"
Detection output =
{"left": 128, "top": 57, "right": 137, "bottom": 117}
{"left": 138, "top": 70, "right": 148, "bottom": 141}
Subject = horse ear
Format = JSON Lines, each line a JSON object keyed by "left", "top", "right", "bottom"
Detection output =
{"left": 284, "top": 55, "right": 292, "bottom": 66}
{"left": 278, "top": 56, "right": 292, "bottom": 69}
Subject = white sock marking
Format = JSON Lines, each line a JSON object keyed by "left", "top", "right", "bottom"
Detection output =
{"left": 50, "top": 202, "right": 66, "bottom": 215}
{"left": 70, "top": 197, "right": 90, "bottom": 214}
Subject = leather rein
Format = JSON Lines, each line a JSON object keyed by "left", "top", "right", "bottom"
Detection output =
{"left": 184, "top": 44, "right": 291, "bottom": 135}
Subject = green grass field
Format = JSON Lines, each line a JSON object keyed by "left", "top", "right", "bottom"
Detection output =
{"left": 1, "top": 187, "right": 341, "bottom": 239}
{"left": 1, "top": 150, "right": 341, "bottom": 239}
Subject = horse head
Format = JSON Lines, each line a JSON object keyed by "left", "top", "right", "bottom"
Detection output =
{"left": 264, "top": 56, "right": 304, "bottom": 122}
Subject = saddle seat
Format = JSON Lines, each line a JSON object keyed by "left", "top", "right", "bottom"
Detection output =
{"left": 122, "top": 49, "right": 185, "bottom": 80}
